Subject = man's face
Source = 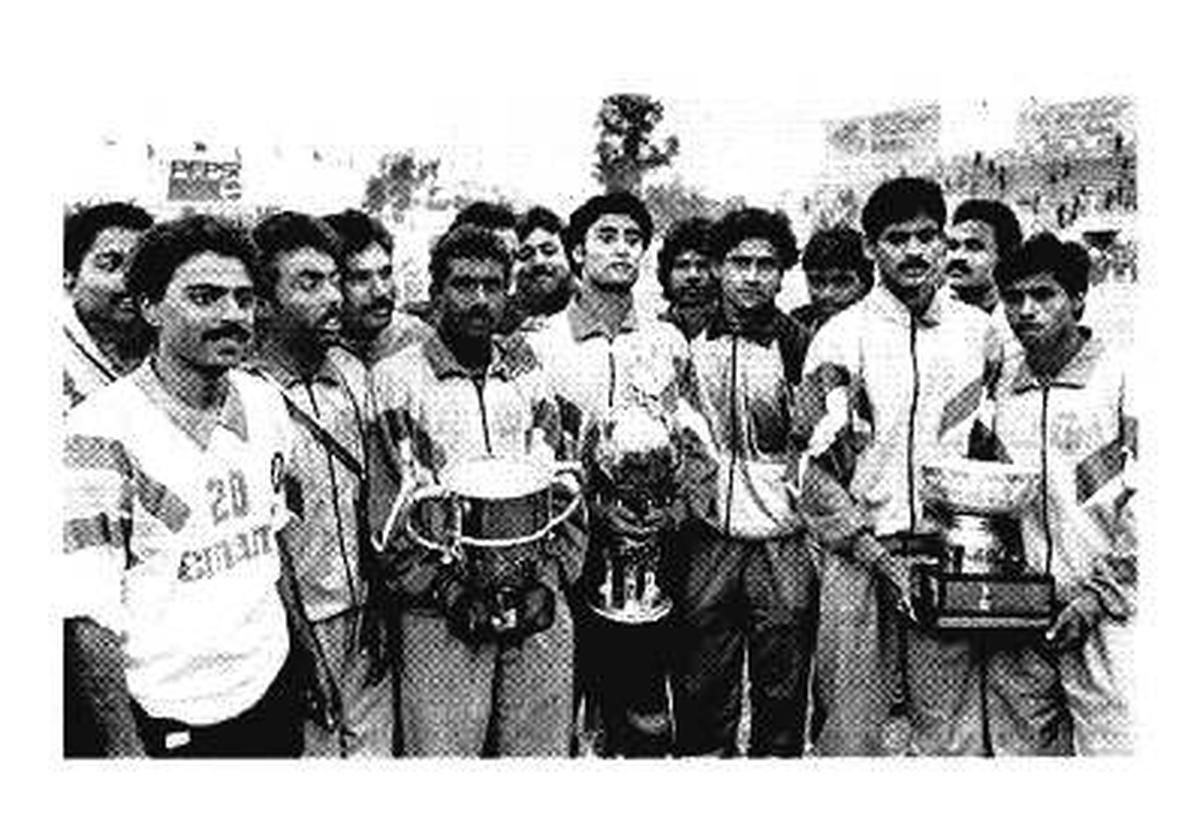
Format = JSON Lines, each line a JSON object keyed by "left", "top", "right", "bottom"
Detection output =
{"left": 666, "top": 248, "right": 717, "bottom": 308}
{"left": 869, "top": 214, "right": 945, "bottom": 302}
{"left": 719, "top": 238, "right": 783, "bottom": 315}
{"left": 67, "top": 225, "right": 145, "bottom": 327}
{"left": 438, "top": 256, "right": 508, "bottom": 341}
{"left": 944, "top": 220, "right": 1000, "bottom": 292}
{"left": 806, "top": 267, "right": 865, "bottom": 319}
{"left": 341, "top": 242, "right": 395, "bottom": 338}
{"left": 514, "top": 227, "right": 572, "bottom": 309}
{"left": 1001, "top": 271, "right": 1084, "bottom": 356}
{"left": 573, "top": 213, "right": 645, "bottom": 292}
{"left": 143, "top": 251, "right": 256, "bottom": 374}
{"left": 269, "top": 246, "right": 343, "bottom": 350}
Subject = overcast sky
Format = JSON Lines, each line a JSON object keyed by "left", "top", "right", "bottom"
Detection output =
{"left": 66, "top": 92, "right": 1045, "bottom": 216}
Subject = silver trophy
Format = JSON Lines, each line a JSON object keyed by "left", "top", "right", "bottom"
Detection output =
{"left": 584, "top": 402, "right": 678, "bottom": 625}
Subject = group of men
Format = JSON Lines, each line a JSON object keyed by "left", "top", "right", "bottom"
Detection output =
{"left": 61, "top": 174, "right": 1135, "bottom": 758}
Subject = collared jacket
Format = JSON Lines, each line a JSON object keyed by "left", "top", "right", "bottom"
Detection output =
{"left": 684, "top": 306, "right": 809, "bottom": 539}
{"left": 368, "top": 333, "right": 583, "bottom": 598}
{"left": 341, "top": 308, "right": 433, "bottom": 369}
{"left": 526, "top": 298, "right": 693, "bottom": 453}
{"left": 991, "top": 331, "right": 1137, "bottom": 619}
{"left": 61, "top": 300, "right": 146, "bottom": 413}
{"left": 796, "top": 284, "right": 996, "bottom": 557}
{"left": 525, "top": 298, "right": 714, "bottom": 518}
{"left": 660, "top": 302, "right": 718, "bottom": 343}
{"left": 246, "top": 345, "right": 371, "bottom": 624}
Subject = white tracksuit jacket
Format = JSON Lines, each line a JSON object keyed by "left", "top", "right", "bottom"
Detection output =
{"left": 992, "top": 330, "right": 1136, "bottom": 754}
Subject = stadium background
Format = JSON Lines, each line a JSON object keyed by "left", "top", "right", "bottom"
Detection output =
{"left": 64, "top": 94, "right": 1136, "bottom": 356}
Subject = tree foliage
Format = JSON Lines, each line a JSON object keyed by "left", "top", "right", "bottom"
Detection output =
{"left": 362, "top": 151, "right": 441, "bottom": 223}
{"left": 642, "top": 177, "right": 745, "bottom": 232}
{"left": 593, "top": 94, "right": 680, "bottom": 194}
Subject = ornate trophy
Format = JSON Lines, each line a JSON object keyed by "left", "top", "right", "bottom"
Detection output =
{"left": 584, "top": 402, "right": 678, "bottom": 625}
{"left": 388, "top": 455, "right": 582, "bottom": 633}
{"left": 915, "top": 457, "right": 1055, "bottom": 630}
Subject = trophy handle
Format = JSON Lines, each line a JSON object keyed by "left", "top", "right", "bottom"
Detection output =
{"left": 544, "top": 461, "right": 584, "bottom": 537}
{"left": 398, "top": 485, "right": 459, "bottom": 557}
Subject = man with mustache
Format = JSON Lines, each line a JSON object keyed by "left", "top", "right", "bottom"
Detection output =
{"left": 248, "top": 212, "right": 395, "bottom": 757}
{"left": 796, "top": 178, "right": 998, "bottom": 755}
{"left": 369, "top": 225, "right": 582, "bottom": 755}
{"left": 323, "top": 209, "right": 431, "bottom": 369}
{"left": 657, "top": 217, "right": 718, "bottom": 342}
{"left": 790, "top": 225, "right": 874, "bottom": 344}
{"left": 989, "top": 233, "right": 1136, "bottom": 755}
{"left": 526, "top": 192, "right": 693, "bottom": 757}
{"left": 62, "top": 202, "right": 155, "bottom": 412}
{"left": 944, "top": 200, "right": 1023, "bottom": 317}
{"left": 497, "top": 206, "right": 576, "bottom": 336}
{"left": 669, "top": 207, "right": 818, "bottom": 756}
{"left": 62, "top": 215, "right": 330, "bottom": 757}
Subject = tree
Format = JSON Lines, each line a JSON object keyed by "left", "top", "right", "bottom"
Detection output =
{"left": 362, "top": 151, "right": 441, "bottom": 224}
{"left": 592, "top": 94, "right": 680, "bottom": 194}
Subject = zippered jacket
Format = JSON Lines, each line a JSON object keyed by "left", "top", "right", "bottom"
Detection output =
{"left": 991, "top": 331, "right": 1136, "bottom": 619}
{"left": 683, "top": 306, "right": 809, "bottom": 539}
{"left": 246, "top": 346, "right": 371, "bottom": 623}
{"left": 367, "top": 334, "right": 582, "bottom": 599}
{"left": 795, "top": 285, "right": 996, "bottom": 558}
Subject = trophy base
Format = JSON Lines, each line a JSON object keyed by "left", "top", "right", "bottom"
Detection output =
{"left": 589, "top": 597, "right": 673, "bottom": 626}
{"left": 917, "top": 570, "right": 1055, "bottom": 632}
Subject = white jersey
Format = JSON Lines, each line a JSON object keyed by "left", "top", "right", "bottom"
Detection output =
{"left": 62, "top": 363, "right": 294, "bottom": 725}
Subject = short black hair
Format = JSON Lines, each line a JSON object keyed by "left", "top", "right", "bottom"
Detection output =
{"left": 861, "top": 177, "right": 946, "bottom": 243}
{"left": 126, "top": 214, "right": 260, "bottom": 303}
{"left": 657, "top": 217, "right": 714, "bottom": 293}
{"left": 802, "top": 226, "right": 873, "bottom": 282}
{"left": 428, "top": 224, "right": 512, "bottom": 296}
{"left": 710, "top": 207, "right": 799, "bottom": 271}
{"left": 951, "top": 199, "right": 1023, "bottom": 261}
{"left": 63, "top": 202, "right": 154, "bottom": 275}
{"left": 252, "top": 211, "right": 343, "bottom": 297}
{"left": 565, "top": 192, "right": 654, "bottom": 255}
{"left": 323, "top": 208, "right": 393, "bottom": 256}
{"left": 995, "top": 232, "right": 1090, "bottom": 298}
{"left": 451, "top": 201, "right": 518, "bottom": 233}
{"left": 516, "top": 206, "right": 564, "bottom": 242}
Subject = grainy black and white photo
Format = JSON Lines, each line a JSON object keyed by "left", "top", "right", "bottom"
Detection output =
{"left": 59, "top": 87, "right": 1138, "bottom": 763}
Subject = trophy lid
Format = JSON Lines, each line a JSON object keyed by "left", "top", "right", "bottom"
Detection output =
{"left": 921, "top": 457, "right": 1040, "bottom": 514}
{"left": 440, "top": 455, "right": 553, "bottom": 500}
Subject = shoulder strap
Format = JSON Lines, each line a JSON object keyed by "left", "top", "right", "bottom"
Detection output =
{"left": 245, "top": 366, "right": 364, "bottom": 479}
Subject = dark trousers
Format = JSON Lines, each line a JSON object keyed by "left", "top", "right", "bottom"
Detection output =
{"left": 667, "top": 521, "right": 818, "bottom": 757}
{"left": 64, "top": 632, "right": 103, "bottom": 757}
{"left": 132, "top": 650, "right": 304, "bottom": 758}
{"left": 571, "top": 539, "right": 672, "bottom": 758}
{"left": 575, "top": 606, "right": 672, "bottom": 756}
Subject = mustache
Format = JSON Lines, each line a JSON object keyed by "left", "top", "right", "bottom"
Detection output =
{"left": 464, "top": 306, "right": 496, "bottom": 323}
{"left": 900, "top": 257, "right": 930, "bottom": 270}
{"left": 202, "top": 324, "right": 252, "bottom": 342}
{"left": 366, "top": 296, "right": 394, "bottom": 314}
{"left": 944, "top": 260, "right": 971, "bottom": 275}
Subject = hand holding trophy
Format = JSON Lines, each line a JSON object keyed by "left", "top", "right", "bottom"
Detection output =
{"left": 584, "top": 402, "right": 678, "bottom": 624}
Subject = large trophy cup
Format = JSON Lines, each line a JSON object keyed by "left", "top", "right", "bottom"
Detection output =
{"left": 913, "top": 457, "right": 1056, "bottom": 630}
{"left": 584, "top": 403, "right": 678, "bottom": 625}
{"left": 386, "top": 455, "right": 582, "bottom": 634}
